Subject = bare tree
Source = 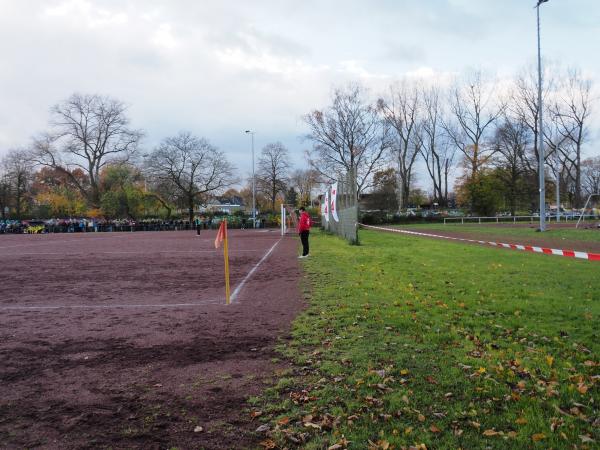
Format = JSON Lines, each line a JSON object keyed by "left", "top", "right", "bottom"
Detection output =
{"left": 444, "top": 71, "right": 505, "bottom": 178}
{"left": 378, "top": 81, "right": 421, "bottom": 210}
{"left": 582, "top": 156, "right": 600, "bottom": 196}
{"left": 303, "top": 84, "right": 389, "bottom": 195}
{"left": 31, "top": 93, "right": 143, "bottom": 207}
{"left": 418, "top": 86, "right": 456, "bottom": 207}
{"left": 492, "top": 118, "right": 532, "bottom": 215}
{"left": 289, "top": 168, "right": 321, "bottom": 206}
{"left": 550, "top": 69, "right": 593, "bottom": 207}
{"left": 510, "top": 62, "right": 556, "bottom": 177}
{"left": 256, "top": 142, "right": 291, "bottom": 211}
{"left": 2, "top": 149, "right": 33, "bottom": 218}
{"left": 0, "top": 170, "right": 11, "bottom": 220}
{"left": 146, "top": 131, "right": 236, "bottom": 223}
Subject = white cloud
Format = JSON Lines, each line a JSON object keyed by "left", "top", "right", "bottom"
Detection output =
{"left": 0, "top": 0, "right": 598, "bottom": 183}
{"left": 43, "top": 0, "right": 128, "bottom": 28}
{"left": 151, "top": 23, "right": 180, "bottom": 50}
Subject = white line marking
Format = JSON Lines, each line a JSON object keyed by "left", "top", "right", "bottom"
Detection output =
{"left": 230, "top": 237, "right": 282, "bottom": 303}
{"left": 0, "top": 301, "right": 222, "bottom": 311}
{"left": 6, "top": 249, "right": 264, "bottom": 256}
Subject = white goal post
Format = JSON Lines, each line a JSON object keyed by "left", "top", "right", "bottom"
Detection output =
{"left": 576, "top": 193, "right": 600, "bottom": 228}
{"left": 280, "top": 204, "right": 298, "bottom": 235}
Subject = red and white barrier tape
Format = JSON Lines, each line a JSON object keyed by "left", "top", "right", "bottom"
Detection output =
{"left": 360, "top": 224, "right": 600, "bottom": 262}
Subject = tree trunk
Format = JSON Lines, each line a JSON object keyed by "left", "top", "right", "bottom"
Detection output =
{"left": 188, "top": 198, "right": 194, "bottom": 224}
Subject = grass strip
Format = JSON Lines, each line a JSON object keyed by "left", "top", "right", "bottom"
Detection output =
{"left": 252, "top": 229, "right": 599, "bottom": 450}
{"left": 395, "top": 223, "right": 600, "bottom": 244}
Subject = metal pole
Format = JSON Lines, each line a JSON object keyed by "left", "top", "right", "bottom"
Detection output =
{"left": 251, "top": 132, "right": 256, "bottom": 228}
{"left": 555, "top": 162, "right": 560, "bottom": 222}
{"left": 245, "top": 130, "right": 256, "bottom": 228}
{"left": 537, "top": 1, "right": 546, "bottom": 231}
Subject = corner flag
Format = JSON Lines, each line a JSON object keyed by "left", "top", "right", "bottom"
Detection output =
{"left": 215, "top": 220, "right": 227, "bottom": 248}
{"left": 214, "top": 220, "right": 231, "bottom": 304}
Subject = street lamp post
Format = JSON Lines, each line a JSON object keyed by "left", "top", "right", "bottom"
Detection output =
{"left": 536, "top": 0, "right": 549, "bottom": 231}
{"left": 245, "top": 130, "right": 256, "bottom": 228}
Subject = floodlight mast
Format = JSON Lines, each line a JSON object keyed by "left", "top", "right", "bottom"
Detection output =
{"left": 536, "top": 0, "right": 549, "bottom": 231}
{"left": 245, "top": 130, "right": 256, "bottom": 228}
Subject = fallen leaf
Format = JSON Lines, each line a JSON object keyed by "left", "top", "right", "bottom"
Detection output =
{"left": 277, "top": 416, "right": 290, "bottom": 425}
{"left": 577, "top": 383, "right": 588, "bottom": 394}
{"left": 430, "top": 424, "right": 441, "bottom": 433}
{"left": 507, "top": 431, "right": 518, "bottom": 438}
{"left": 259, "top": 439, "right": 277, "bottom": 449}
{"left": 515, "top": 417, "right": 528, "bottom": 425}
{"left": 418, "top": 414, "right": 426, "bottom": 422}
{"left": 579, "top": 434, "right": 596, "bottom": 443}
{"left": 531, "top": 433, "right": 546, "bottom": 442}
{"left": 483, "top": 429, "right": 500, "bottom": 436}
{"left": 546, "top": 355, "right": 554, "bottom": 367}
{"left": 378, "top": 440, "right": 390, "bottom": 450}
{"left": 400, "top": 369, "right": 410, "bottom": 375}
{"left": 250, "top": 410, "right": 263, "bottom": 419}
{"left": 425, "top": 376, "right": 437, "bottom": 385}
{"left": 404, "top": 426, "right": 413, "bottom": 435}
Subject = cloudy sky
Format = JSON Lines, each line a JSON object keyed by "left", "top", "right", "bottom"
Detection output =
{"left": 1, "top": 0, "right": 598, "bottom": 187}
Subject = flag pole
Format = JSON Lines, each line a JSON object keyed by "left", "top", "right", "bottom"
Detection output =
{"left": 223, "top": 219, "right": 231, "bottom": 304}
{"left": 214, "top": 219, "right": 231, "bottom": 304}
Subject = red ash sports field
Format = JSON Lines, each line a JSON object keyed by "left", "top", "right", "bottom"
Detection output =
{"left": 0, "top": 230, "right": 303, "bottom": 449}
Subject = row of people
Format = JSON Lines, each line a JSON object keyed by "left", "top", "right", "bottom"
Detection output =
{"left": 0, "top": 217, "right": 273, "bottom": 234}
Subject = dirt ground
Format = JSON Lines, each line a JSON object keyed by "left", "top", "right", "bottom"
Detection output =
{"left": 395, "top": 222, "right": 600, "bottom": 254}
{"left": 0, "top": 230, "right": 304, "bottom": 449}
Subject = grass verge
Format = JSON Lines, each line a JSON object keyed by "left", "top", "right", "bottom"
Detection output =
{"left": 395, "top": 223, "right": 600, "bottom": 245}
{"left": 253, "top": 229, "right": 599, "bottom": 449}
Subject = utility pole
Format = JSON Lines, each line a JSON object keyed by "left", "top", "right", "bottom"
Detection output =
{"left": 245, "top": 130, "right": 256, "bottom": 228}
{"left": 536, "top": 0, "right": 549, "bottom": 231}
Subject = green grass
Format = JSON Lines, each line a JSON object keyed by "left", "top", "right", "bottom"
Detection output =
{"left": 256, "top": 230, "right": 599, "bottom": 449}
{"left": 394, "top": 223, "right": 600, "bottom": 245}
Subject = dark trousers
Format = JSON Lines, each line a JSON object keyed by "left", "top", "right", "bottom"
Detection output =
{"left": 300, "top": 231, "right": 310, "bottom": 256}
{"left": 196, "top": 224, "right": 201, "bottom": 235}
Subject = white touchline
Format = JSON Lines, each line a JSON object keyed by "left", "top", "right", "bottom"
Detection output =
{"left": 0, "top": 301, "right": 223, "bottom": 310}
{"left": 4, "top": 249, "right": 267, "bottom": 256}
{"left": 230, "top": 237, "right": 282, "bottom": 303}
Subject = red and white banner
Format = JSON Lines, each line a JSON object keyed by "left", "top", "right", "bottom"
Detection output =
{"left": 330, "top": 182, "right": 339, "bottom": 222}
{"left": 323, "top": 190, "right": 330, "bottom": 222}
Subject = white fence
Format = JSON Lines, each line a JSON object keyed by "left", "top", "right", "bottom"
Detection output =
{"left": 443, "top": 214, "right": 596, "bottom": 225}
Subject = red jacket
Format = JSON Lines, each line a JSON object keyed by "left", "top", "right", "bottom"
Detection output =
{"left": 298, "top": 211, "right": 311, "bottom": 232}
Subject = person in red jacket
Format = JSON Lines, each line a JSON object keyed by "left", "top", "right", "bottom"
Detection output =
{"left": 297, "top": 206, "right": 311, "bottom": 258}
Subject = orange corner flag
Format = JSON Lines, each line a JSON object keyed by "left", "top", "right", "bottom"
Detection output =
{"left": 215, "top": 220, "right": 227, "bottom": 249}
{"left": 214, "top": 220, "right": 231, "bottom": 304}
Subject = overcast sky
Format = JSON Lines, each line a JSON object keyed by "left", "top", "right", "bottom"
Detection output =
{"left": 1, "top": 0, "right": 598, "bottom": 188}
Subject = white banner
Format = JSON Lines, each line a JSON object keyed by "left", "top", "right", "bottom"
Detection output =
{"left": 323, "top": 190, "right": 330, "bottom": 222}
{"left": 331, "top": 182, "right": 339, "bottom": 222}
